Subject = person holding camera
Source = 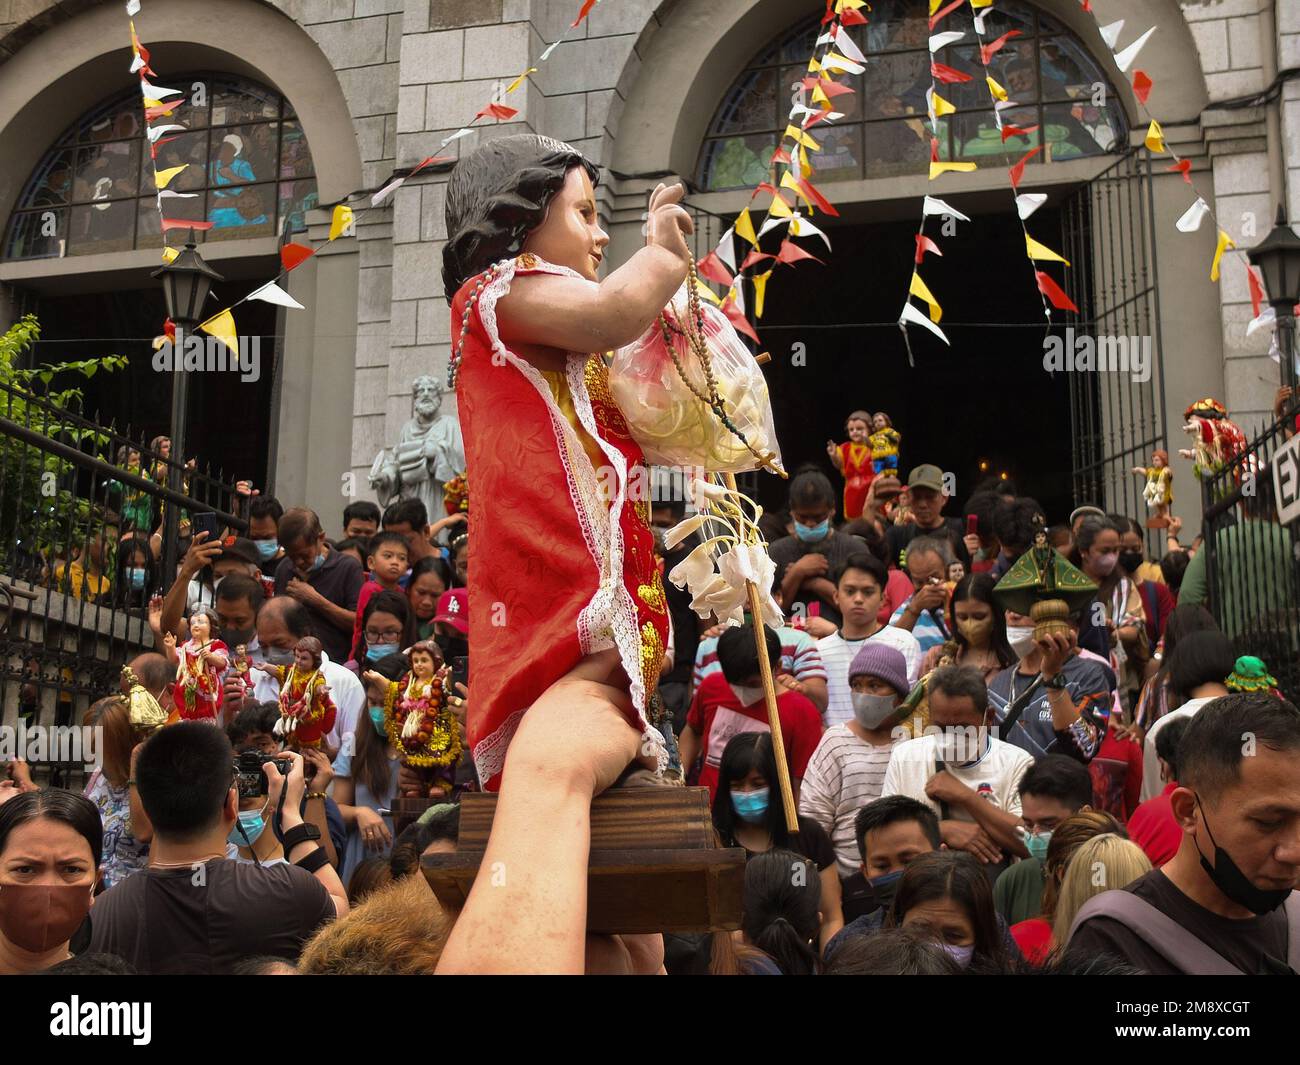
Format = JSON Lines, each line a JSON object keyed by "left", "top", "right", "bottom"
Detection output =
{"left": 88, "top": 722, "right": 348, "bottom": 974}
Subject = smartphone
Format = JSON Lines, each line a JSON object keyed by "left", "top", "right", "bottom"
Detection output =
{"left": 192, "top": 512, "right": 220, "bottom": 540}
{"left": 451, "top": 655, "right": 469, "bottom": 690}
{"left": 966, "top": 514, "right": 979, "bottom": 537}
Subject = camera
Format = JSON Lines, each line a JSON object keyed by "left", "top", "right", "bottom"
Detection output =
{"left": 234, "top": 750, "right": 292, "bottom": 798}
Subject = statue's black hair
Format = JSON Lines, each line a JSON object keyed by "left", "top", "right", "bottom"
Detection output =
{"left": 441, "top": 133, "right": 599, "bottom": 301}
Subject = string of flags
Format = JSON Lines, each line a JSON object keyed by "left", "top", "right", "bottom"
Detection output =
{"left": 130, "top": 0, "right": 606, "bottom": 355}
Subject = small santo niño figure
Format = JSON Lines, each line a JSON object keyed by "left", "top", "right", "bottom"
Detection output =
{"left": 251, "top": 637, "right": 337, "bottom": 749}
{"left": 440, "top": 134, "right": 697, "bottom": 789}
{"left": 1131, "top": 449, "right": 1173, "bottom": 528}
{"left": 869, "top": 412, "right": 901, "bottom": 476}
{"left": 363, "top": 640, "right": 461, "bottom": 794}
{"left": 826, "top": 409, "right": 874, "bottom": 520}
{"left": 163, "top": 606, "right": 228, "bottom": 722}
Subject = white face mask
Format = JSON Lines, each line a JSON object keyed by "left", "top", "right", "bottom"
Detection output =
{"left": 851, "top": 691, "right": 899, "bottom": 729}
{"left": 937, "top": 726, "right": 985, "bottom": 766}
{"left": 729, "top": 683, "right": 764, "bottom": 707}
{"left": 1007, "top": 624, "right": 1037, "bottom": 659}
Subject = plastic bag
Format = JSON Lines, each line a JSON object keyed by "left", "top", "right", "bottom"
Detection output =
{"left": 608, "top": 283, "right": 784, "bottom": 474}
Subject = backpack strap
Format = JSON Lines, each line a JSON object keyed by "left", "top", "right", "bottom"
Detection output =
{"left": 1068, "top": 890, "right": 1244, "bottom": 975}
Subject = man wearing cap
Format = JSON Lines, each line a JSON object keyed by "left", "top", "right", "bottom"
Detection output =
{"left": 432, "top": 588, "right": 469, "bottom": 662}
{"left": 885, "top": 464, "right": 969, "bottom": 572}
{"left": 799, "top": 642, "right": 912, "bottom": 878}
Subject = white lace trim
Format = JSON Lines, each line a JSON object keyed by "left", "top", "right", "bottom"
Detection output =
{"left": 469, "top": 254, "right": 656, "bottom": 778}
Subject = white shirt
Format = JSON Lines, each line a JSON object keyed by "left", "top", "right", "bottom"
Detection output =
{"left": 1141, "top": 695, "right": 1218, "bottom": 801}
{"left": 798, "top": 724, "right": 896, "bottom": 877}
{"left": 881, "top": 732, "right": 1033, "bottom": 823}
{"left": 251, "top": 650, "right": 364, "bottom": 753}
{"left": 817, "top": 627, "right": 922, "bottom": 727}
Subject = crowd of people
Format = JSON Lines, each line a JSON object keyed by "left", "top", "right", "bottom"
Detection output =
{"left": 2, "top": 452, "right": 1298, "bottom": 977}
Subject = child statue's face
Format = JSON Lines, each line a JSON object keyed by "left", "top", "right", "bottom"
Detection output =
{"left": 873, "top": 413, "right": 887, "bottom": 431}
{"left": 520, "top": 166, "right": 608, "bottom": 282}
{"left": 1152, "top": 453, "right": 1165, "bottom": 468}
{"left": 410, "top": 651, "right": 435, "bottom": 679}
{"left": 847, "top": 419, "right": 868, "bottom": 442}
{"left": 190, "top": 613, "right": 210, "bottom": 641}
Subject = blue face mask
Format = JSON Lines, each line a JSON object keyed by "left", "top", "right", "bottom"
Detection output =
{"left": 367, "top": 643, "right": 400, "bottom": 662}
{"left": 254, "top": 539, "right": 279, "bottom": 560}
{"left": 730, "top": 787, "right": 770, "bottom": 824}
{"left": 369, "top": 705, "right": 387, "bottom": 735}
{"left": 229, "top": 804, "right": 267, "bottom": 847}
{"left": 1024, "top": 829, "right": 1052, "bottom": 863}
{"left": 868, "top": 868, "right": 905, "bottom": 912}
{"left": 941, "top": 943, "right": 975, "bottom": 969}
{"left": 794, "top": 519, "right": 830, "bottom": 543}
{"left": 309, "top": 552, "right": 326, "bottom": 573}
{"left": 127, "top": 567, "right": 148, "bottom": 591}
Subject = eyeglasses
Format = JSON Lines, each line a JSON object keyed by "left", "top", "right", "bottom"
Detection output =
{"left": 365, "top": 628, "right": 403, "bottom": 642}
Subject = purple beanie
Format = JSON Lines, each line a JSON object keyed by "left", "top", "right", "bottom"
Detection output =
{"left": 847, "top": 641, "right": 910, "bottom": 696}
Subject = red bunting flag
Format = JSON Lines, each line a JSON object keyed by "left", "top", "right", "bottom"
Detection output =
{"left": 741, "top": 248, "right": 776, "bottom": 270}
{"left": 930, "top": 137, "right": 940, "bottom": 163}
{"left": 721, "top": 294, "right": 761, "bottom": 343}
{"left": 571, "top": 0, "right": 597, "bottom": 28}
{"left": 144, "top": 103, "right": 176, "bottom": 121}
{"left": 915, "top": 234, "right": 943, "bottom": 263}
{"left": 1132, "top": 70, "right": 1153, "bottom": 104}
{"left": 931, "top": 61, "right": 973, "bottom": 84}
{"left": 821, "top": 0, "right": 834, "bottom": 24}
{"left": 756, "top": 182, "right": 779, "bottom": 197}
{"left": 696, "top": 251, "right": 734, "bottom": 287}
{"left": 476, "top": 102, "right": 519, "bottom": 121}
{"left": 840, "top": 7, "right": 868, "bottom": 26}
{"left": 1081, "top": 0, "right": 1092, "bottom": 11}
{"left": 1247, "top": 265, "right": 1265, "bottom": 319}
{"left": 1008, "top": 146, "right": 1042, "bottom": 190}
{"left": 1167, "top": 159, "right": 1192, "bottom": 183}
{"left": 1036, "top": 271, "right": 1078, "bottom": 313}
{"left": 281, "top": 243, "right": 314, "bottom": 271}
{"left": 929, "top": 0, "right": 964, "bottom": 30}
{"left": 149, "top": 137, "right": 181, "bottom": 159}
{"left": 163, "top": 318, "right": 176, "bottom": 342}
{"left": 775, "top": 239, "right": 824, "bottom": 266}
{"left": 1001, "top": 123, "right": 1039, "bottom": 142}
{"left": 789, "top": 174, "right": 840, "bottom": 216}
{"left": 980, "top": 29, "right": 1022, "bottom": 65}
{"left": 771, "top": 147, "right": 792, "bottom": 165}
{"left": 161, "top": 218, "right": 213, "bottom": 232}
{"left": 803, "top": 110, "right": 838, "bottom": 129}
{"left": 816, "top": 77, "right": 855, "bottom": 98}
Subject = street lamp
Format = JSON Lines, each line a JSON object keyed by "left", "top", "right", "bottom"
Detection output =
{"left": 1246, "top": 205, "right": 1300, "bottom": 394}
{"left": 152, "top": 240, "right": 223, "bottom": 581}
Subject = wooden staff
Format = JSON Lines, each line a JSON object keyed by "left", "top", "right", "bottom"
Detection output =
{"left": 722, "top": 471, "right": 798, "bottom": 833}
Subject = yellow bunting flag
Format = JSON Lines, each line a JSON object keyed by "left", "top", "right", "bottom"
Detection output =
{"left": 783, "top": 125, "right": 822, "bottom": 151}
{"left": 505, "top": 68, "right": 537, "bottom": 94}
{"left": 154, "top": 164, "right": 188, "bottom": 189}
{"left": 781, "top": 170, "right": 814, "bottom": 208}
{"left": 328, "top": 204, "right": 354, "bottom": 241}
{"left": 836, "top": 0, "right": 868, "bottom": 10}
{"left": 691, "top": 277, "right": 721, "bottom": 306}
{"left": 1144, "top": 119, "right": 1165, "bottom": 153}
{"left": 768, "top": 192, "right": 794, "bottom": 218}
{"left": 811, "top": 82, "right": 831, "bottom": 108}
{"left": 909, "top": 272, "right": 943, "bottom": 323}
{"left": 753, "top": 270, "right": 773, "bottom": 318}
{"left": 932, "top": 92, "right": 956, "bottom": 116}
{"left": 799, "top": 145, "right": 813, "bottom": 179}
{"left": 1210, "top": 230, "right": 1235, "bottom": 282}
{"left": 807, "top": 56, "right": 822, "bottom": 74}
{"left": 970, "top": 0, "right": 994, "bottom": 7}
{"left": 198, "top": 309, "right": 239, "bottom": 356}
{"left": 1025, "top": 235, "right": 1070, "bottom": 265}
{"left": 929, "top": 161, "right": 977, "bottom": 179}
{"left": 986, "top": 76, "right": 1008, "bottom": 102}
{"left": 734, "top": 207, "right": 758, "bottom": 245}
{"left": 161, "top": 247, "right": 180, "bottom": 264}
{"left": 929, "top": 0, "right": 943, "bottom": 13}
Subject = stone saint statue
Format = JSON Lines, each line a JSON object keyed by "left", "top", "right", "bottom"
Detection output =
{"left": 369, "top": 375, "right": 465, "bottom": 518}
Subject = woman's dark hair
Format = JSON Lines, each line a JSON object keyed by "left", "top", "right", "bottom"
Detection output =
{"left": 0, "top": 789, "right": 102, "bottom": 869}
{"left": 716, "top": 624, "right": 781, "bottom": 685}
{"left": 407, "top": 556, "right": 452, "bottom": 619}
{"left": 442, "top": 133, "right": 600, "bottom": 300}
{"left": 333, "top": 537, "right": 366, "bottom": 560}
{"left": 885, "top": 850, "right": 1004, "bottom": 966}
{"left": 347, "top": 855, "right": 393, "bottom": 905}
{"left": 1167, "top": 630, "right": 1238, "bottom": 706}
{"left": 114, "top": 532, "right": 157, "bottom": 607}
{"left": 390, "top": 804, "right": 460, "bottom": 879}
{"left": 946, "top": 573, "right": 1014, "bottom": 667}
{"left": 825, "top": 927, "right": 963, "bottom": 975}
{"left": 1109, "top": 514, "right": 1144, "bottom": 540}
{"left": 787, "top": 465, "right": 836, "bottom": 513}
{"left": 711, "top": 732, "right": 803, "bottom": 851}
{"left": 354, "top": 589, "right": 417, "bottom": 664}
{"left": 742, "top": 848, "right": 822, "bottom": 976}
{"left": 352, "top": 653, "right": 408, "bottom": 801}
{"left": 992, "top": 497, "right": 1046, "bottom": 556}
{"left": 227, "top": 702, "right": 282, "bottom": 751}
{"left": 1155, "top": 714, "right": 1190, "bottom": 781}
{"left": 1068, "top": 515, "right": 1121, "bottom": 568}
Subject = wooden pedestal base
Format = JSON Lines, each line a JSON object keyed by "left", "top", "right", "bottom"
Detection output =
{"left": 421, "top": 787, "right": 746, "bottom": 934}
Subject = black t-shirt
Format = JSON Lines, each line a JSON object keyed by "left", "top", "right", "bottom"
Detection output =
{"left": 885, "top": 518, "right": 969, "bottom": 571}
{"left": 725, "top": 815, "right": 837, "bottom": 873}
{"left": 273, "top": 549, "right": 364, "bottom": 663}
{"left": 87, "top": 858, "right": 336, "bottom": 974}
{"left": 768, "top": 531, "right": 863, "bottom": 627}
{"left": 1068, "top": 868, "right": 1295, "bottom": 975}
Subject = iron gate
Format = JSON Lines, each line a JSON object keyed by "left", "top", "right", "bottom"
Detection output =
{"left": 1059, "top": 148, "right": 1168, "bottom": 535}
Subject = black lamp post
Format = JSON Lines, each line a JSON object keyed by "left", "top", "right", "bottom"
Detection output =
{"left": 152, "top": 240, "right": 223, "bottom": 581}
{"left": 1246, "top": 204, "right": 1300, "bottom": 395}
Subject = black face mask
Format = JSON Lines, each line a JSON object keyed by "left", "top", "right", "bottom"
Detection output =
{"left": 868, "top": 869, "right": 904, "bottom": 914}
{"left": 223, "top": 625, "right": 256, "bottom": 647}
{"left": 1118, "top": 550, "right": 1144, "bottom": 574}
{"left": 436, "top": 633, "right": 468, "bottom": 660}
{"left": 1193, "top": 795, "right": 1292, "bottom": 916}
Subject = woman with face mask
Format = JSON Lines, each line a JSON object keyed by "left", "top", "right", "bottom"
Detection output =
{"left": 919, "top": 574, "right": 1015, "bottom": 681}
{"left": 712, "top": 732, "right": 844, "bottom": 951}
{"left": 351, "top": 591, "right": 416, "bottom": 674}
{"left": 0, "top": 789, "right": 101, "bottom": 974}
{"left": 114, "top": 533, "right": 156, "bottom": 611}
{"left": 884, "top": 850, "right": 1012, "bottom": 971}
{"left": 1070, "top": 517, "right": 1149, "bottom": 700}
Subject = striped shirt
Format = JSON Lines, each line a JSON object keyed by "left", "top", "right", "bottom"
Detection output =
{"left": 798, "top": 725, "right": 896, "bottom": 877}
{"left": 818, "top": 627, "right": 923, "bottom": 728}
{"left": 889, "top": 595, "right": 950, "bottom": 654}
{"left": 692, "top": 626, "right": 826, "bottom": 693}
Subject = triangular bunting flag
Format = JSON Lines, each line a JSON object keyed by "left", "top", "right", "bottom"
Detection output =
{"left": 505, "top": 68, "right": 537, "bottom": 94}
{"left": 140, "top": 79, "right": 182, "bottom": 99}
{"left": 716, "top": 227, "right": 737, "bottom": 271}
{"left": 758, "top": 214, "right": 791, "bottom": 239}
{"left": 571, "top": 0, "right": 597, "bottom": 27}
{"left": 929, "top": 0, "right": 964, "bottom": 30}
{"left": 930, "top": 160, "right": 977, "bottom": 179}
{"left": 161, "top": 247, "right": 179, "bottom": 264}
{"left": 734, "top": 208, "right": 758, "bottom": 245}
{"left": 198, "top": 309, "right": 239, "bottom": 356}
{"left": 126, "top": 0, "right": 140, "bottom": 14}
{"left": 1001, "top": 123, "right": 1039, "bottom": 142}
{"left": 1114, "top": 26, "right": 1156, "bottom": 73}
{"left": 931, "top": 91, "right": 957, "bottom": 116}
{"left": 248, "top": 281, "right": 305, "bottom": 310}
{"left": 1025, "top": 234, "right": 1070, "bottom": 264}
{"left": 980, "top": 30, "right": 1022, "bottom": 65}
{"left": 1168, "top": 159, "right": 1192, "bottom": 183}
{"left": 752, "top": 271, "right": 772, "bottom": 318}
{"left": 741, "top": 248, "right": 776, "bottom": 270}
{"left": 768, "top": 193, "right": 794, "bottom": 219}
{"left": 775, "top": 239, "right": 824, "bottom": 266}
{"left": 696, "top": 251, "right": 735, "bottom": 287}
{"left": 790, "top": 213, "right": 832, "bottom": 251}
{"left": 922, "top": 195, "right": 970, "bottom": 222}
{"left": 1009, "top": 146, "right": 1042, "bottom": 189}
{"left": 1036, "top": 271, "right": 1078, "bottom": 313}
{"left": 1144, "top": 119, "right": 1165, "bottom": 153}
{"left": 721, "top": 292, "right": 760, "bottom": 344}
{"left": 147, "top": 124, "right": 186, "bottom": 143}
{"left": 900, "top": 300, "right": 950, "bottom": 344}
{"left": 1098, "top": 19, "right": 1125, "bottom": 50}
{"left": 1016, "top": 193, "right": 1048, "bottom": 219}
{"left": 929, "top": 31, "right": 964, "bottom": 52}
{"left": 154, "top": 164, "right": 187, "bottom": 189}
{"left": 281, "top": 242, "right": 315, "bottom": 270}
{"left": 328, "top": 204, "right": 354, "bottom": 241}
{"left": 1175, "top": 198, "right": 1210, "bottom": 233}
{"left": 915, "top": 234, "right": 942, "bottom": 263}
{"left": 1132, "top": 70, "right": 1153, "bottom": 105}
{"left": 821, "top": 52, "right": 865, "bottom": 75}
{"left": 476, "top": 102, "right": 519, "bottom": 121}
{"left": 160, "top": 218, "right": 213, "bottom": 232}
{"left": 986, "top": 76, "right": 1008, "bottom": 102}
{"left": 932, "top": 61, "right": 973, "bottom": 84}
{"left": 1210, "top": 230, "right": 1234, "bottom": 282}
{"left": 831, "top": 24, "right": 867, "bottom": 64}
{"left": 1247, "top": 265, "right": 1265, "bottom": 319}
{"left": 909, "top": 271, "right": 943, "bottom": 322}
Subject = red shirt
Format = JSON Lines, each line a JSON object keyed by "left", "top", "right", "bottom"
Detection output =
{"left": 1011, "top": 917, "right": 1053, "bottom": 965}
{"left": 685, "top": 672, "right": 823, "bottom": 800}
{"left": 1089, "top": 729, "right": 1144, "bottom": 822}
{"left": 1127, "top": 781, "right": 1182, "bottom": 867}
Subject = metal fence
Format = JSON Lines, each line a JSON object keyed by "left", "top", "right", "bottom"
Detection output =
{"left": 1198, "top": 402, "right": 1300, "bottom": 703}
{"left": 0, "top": 378, "right": 246, "bottom": 783}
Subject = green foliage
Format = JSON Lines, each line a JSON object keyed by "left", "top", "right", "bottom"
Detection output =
{"left": 0, "top": 315, "right": 127, "bottom": 584}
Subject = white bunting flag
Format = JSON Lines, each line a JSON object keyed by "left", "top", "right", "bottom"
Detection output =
{"left": 156, "top": 189, "right": 198, "bottom": 199}
{"left": 1114, "top": 26, "right": 1156, "bottom": 73}
{"left": 716, "top": 227, "right": 737, "bottom": 272}
{"left": 900, "top": 300, "right": 950, "bottom": 344}
{"left": 1246, "top": 307, "right": 1276, "bottom": 337}
{"left": 1016, "top": 193, "right": 1048, "bottom": 219}
{"left": 1176, "top": 197, "right": 1210, "bottom": 233}
{"left": 922, "top": 195, "right": 971, "bottom": 222}
{"left": 141, "top": 79, "right": 182, "bottom": 99}
{"left": 248, "top": 281, "right": 305, "bottom": 310}
{"left": 790, "top": 213, "right": 832, "bottom": 251}
{"left": 1098, "top": 20, "right": 1125, "bottom": 50}
{"left": 821, "top": 52, "right": 865, "bottom": 75}
{"left": 147, "top": 124, "right": 185, "bottom": 143}
{"left": 973, "top": 11, "right": 987, "bottom": 34}
{"left": 130, "top": 52, "right": 146, "bottom": 74}
{"left": 371, "top": 175, "right": 405, "bottom": 207}
{"left": 539, "top": 39, "right": 563, "bottom": 62}
{"left": 439, "top": 128, "right": 474, "bottom": 146}
{"left": 790, "top": 104, "right": 844, "bottom": 123}
{"left": 758, "top": 215, "right": 791, "bottom": 239}
{"left": 125, "top": 0, "right": 140, "bottom": 15}
{"left": 929, "top": 31, "right": 964, "bottom": 53}
{"left": 833, "top": 24, "right": 867, "bottom": 64}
